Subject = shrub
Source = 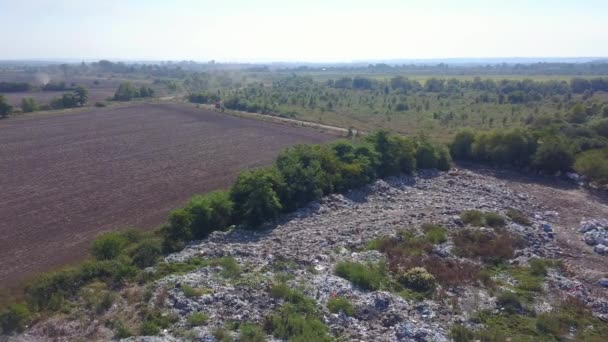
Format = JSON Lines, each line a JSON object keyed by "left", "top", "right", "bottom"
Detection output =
{"left": 496, "top": 291, "right": 523, "bottom": 314}
{"left": 460, "top": 210, "right": 485, "bottom": 226}
{"left": 532, "top": 137, "right": 575, "bottom": 173}
{"left": 276, "top": 144, "right": 340, "bottom": 210}
{"left": 182, "top": 284, "right": 205, "bottom": 298}
{"left": 91, "top": 231, "right": 129, "bottom": 260}
{"left": 161, "top": 208, "right": 193, "bottom": 252}
{"left": 0, "top": 303, "right": 31, "bottom": 333}
{"left": 140, "top": 320, "right": 160, "bottom": 336}
{"left": 366, "top": 130, "right": 416, "bottom": 177}
{"left": 239, "top": 323, "right": 267, "bottom": 342}
{"left": 327, "top": 296, "right": 355, "bottom": 316}
{"left": 450, "top": 324, "right": 475, "bottom": 342}
{"left": 415, "top": 140, "right": 451, "bottom": 170}
{"left": 113, "top": 321, "right": 133, "bottom": 338}
{"left": 265, "top": 304, "right": 331, "bottom": 342}
{"left": 187, "top": 312, "right": 209, "bottom": 326}
{"left": 574, "top": 149, "right": 608, "bottom": 185}
{"left": 231, "top": 167, "right": 284, "bottom": 227}
{"left": 421, "top": 224, "right": 448, "bottom": 244}
{"left": 484, "top": 212, "right": 506, "bottom": 228}
{"left": 471, "top": 129, "right": 537, "bottom": 167}
{"left": 334, "top": 261, "right": 386, "bottom": 291}
{"left": 450, "top": 130, "right": 476, "bottom": 160}
{"left": 20, "top": 97, "right": 38, "bottom": 113}
{"left": 131, "top": 238, "right": 162, "bottom": 268}
{"left": 397, "top": 267, "right": 436, "bottom": 292}
{"left": 453, "top": 229, "right": 520, "bottom": 264}
{"left": 265, "top": 285, "right": 331, "bottom": 341}
{"left": 215, "top": 256, "right": 242, "bottom": 278}
{"left": 506, "top": 208, "right": 531, "bottom": 226}
{"left": 94, "top": 102, "right": 106, "bottom": 107}
{"left": 187, "top": 191, "right": 234, "bottom": 239}
{"left": 331, "top": 142, "right": 380, "bottom": 190}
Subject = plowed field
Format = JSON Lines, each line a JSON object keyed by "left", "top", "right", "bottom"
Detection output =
{"left": 0, "top": 103, "right": 333, "bottom": 289}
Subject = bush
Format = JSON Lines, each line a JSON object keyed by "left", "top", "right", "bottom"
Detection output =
{"left": 91, "top": 232, "right": 129, "bottom": 260}
{"left": 327, "top": 296, "right": 355, "bottom": 316}
{"left": 450, "top": 130, "right": 476, "bottom": 160}
{"left": 461, "top": 210, "right": 505, "bottom": 228}
{"left": 265, "top": 304, "right": 331, "bottom": 342}
{"left": 460, "top": 210, "right": 485, "bottom": 226}
{"left": 162, "top": 208, "right": 193, "bottom": 252}
{"left": 331, "top": 141, "right": 380, "bottom": 190}
{"left": 0, "top": 303, "right": 31, "bottom": 333}
{"left": 239, "top": 323, "right": 267, "bottom": 342}
{"left": 506, "top": 208, "right": 531, "bottom": 226}
{"left": 130, "top": 238, "right": 162, "bottom": 268}
{"left": 20, "top": 97, "right": 38, "bottom": 113}
{"left": 182, "top": 284, "right": 206, "bottom": 298}
{"left": 450, "top": 324, "right": 475, "bottom": 342}
{"left": 471, "top": 129, "right": 537, "bottom": 167}
{"left": 140, "top": 320, "right": 160, "bottom": 336}
{"left": 231, "top": 168, "right": 284, "bottom": 227}
{"left": 334, "top": 261, "right": 386, "bottom": 291}
{"left": 415, "top": 140, "right": 451, "bottom": 170}
{"left": 397, "top": 267, "right": 436, "bottom": 292}
{"left": 187, "top": 312, "right": 209, "bottom": 326}
{"left": 453, "top": 229, "right": 520, "bottom": 264}
{"left": 496, "top": 291, "right": 523, "bottom": 314}
{"left": 484, "top": 212, "right": 506, "bottom": 228}
{"left": 187, "top": 191, "right": 234, "bottom": 239}
{"left": 0, "top": 95, "right": 13, "bottom": 118}
{"left": 276, "top": 145, "right": 340, "bottom": 210}
{"left": 94, "top": 102, "right": 106, "bottom": 107}
{"left": 366, "top": 130, "right": 416, "bottom": 177}
{"left": 421, "top": 224, "right": 448, "bottom": 244}
{"left": 532, "top": 137, "right": 575, "bottom": 173}
{"left": 574, "top": 149, "right": 608, "bottom": 185}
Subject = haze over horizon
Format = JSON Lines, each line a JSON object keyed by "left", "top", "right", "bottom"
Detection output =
{"left": 1, "top": 0, "right": 607, "bottom": 62}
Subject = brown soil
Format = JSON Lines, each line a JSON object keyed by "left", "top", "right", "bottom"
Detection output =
{"left": 469, "top": 166, "right": 608, "bottom": 296}
{"left": 0, "top": 103, "right": 333, "bottom": 290}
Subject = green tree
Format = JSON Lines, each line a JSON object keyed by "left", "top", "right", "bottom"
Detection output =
{"left": 21, "top": 97, "right": 38, "bottom": 113}
{"left": 0, "top": 95, "right": 13, "bottom": 118}
{"left": 74, "top": 86, "right": 89, "bottom": 106}
{"left": 450, "top": 130, "right": 476, "bottom": 160}
{"left": 567, "top": 103, "right": 587, "bottom": 123}
{"left": 231, "top": 168, "right": 284, "bottom": 227}
{"left": 114, "top": 82, "right": 138, "bottom": 101}
{"left": 532, "top": 137, "right": 574, "bottom": 173}
{"left": 91, "top": 232, "right": 129, "bottom": 260}
{"left": 187, "top": 191, "right": 234, "bottom": 239}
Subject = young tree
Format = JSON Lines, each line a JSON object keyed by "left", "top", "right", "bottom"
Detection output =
{"left": 74, "top": 86, "right": 89, "bottom": 106}
{"left": 230, "top": 168, "right": 284, "bottom": 227}
{"left": 21, "top": 97, "right": 38, "bottom": 113}
{"left": 0, "top": 95, "right": 13, "bottom": 118}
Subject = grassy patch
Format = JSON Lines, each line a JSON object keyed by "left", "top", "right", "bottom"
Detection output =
{"left": 327, "top": 296, "right": 355, "bottom": 316}
{"left": 453, "top": 228, "right": 522, "bottom": 264}
{"left": 265, "top": 285, "right": 331, "bottom": 342}
{"left": 461, "top": 210, "right": 506, "bottom": 228}
{"left": 421, "top": 224, "right": 448, "bottom": 244}
{"left": 506, "top": 208, "right": 531, "bottom": 226}
{"left": 187, "top": 311, "right": 209, "bottom": 326}
{"left": 470, "top": 297, "right": 608, "bottom": 341}
{"left": 239, "top": 323, "right": 267, "bottom": 342}
{"left": 181, "top": 284, "right": 211, "bottom": 298}
{"left": 334, "top": 261, "right": 389, "bottom": 291}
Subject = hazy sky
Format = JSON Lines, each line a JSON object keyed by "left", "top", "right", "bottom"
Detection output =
{"left": 1, "top": 0, "right": 607, "bottom": 62}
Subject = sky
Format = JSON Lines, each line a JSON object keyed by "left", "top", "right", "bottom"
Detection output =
{"left": 1, "top": 0, "right": 607, "bottom": 62}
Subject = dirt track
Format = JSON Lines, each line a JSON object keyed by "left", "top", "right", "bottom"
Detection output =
{"left": 0, "top": 103, "right": 333, "bottom": 289}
